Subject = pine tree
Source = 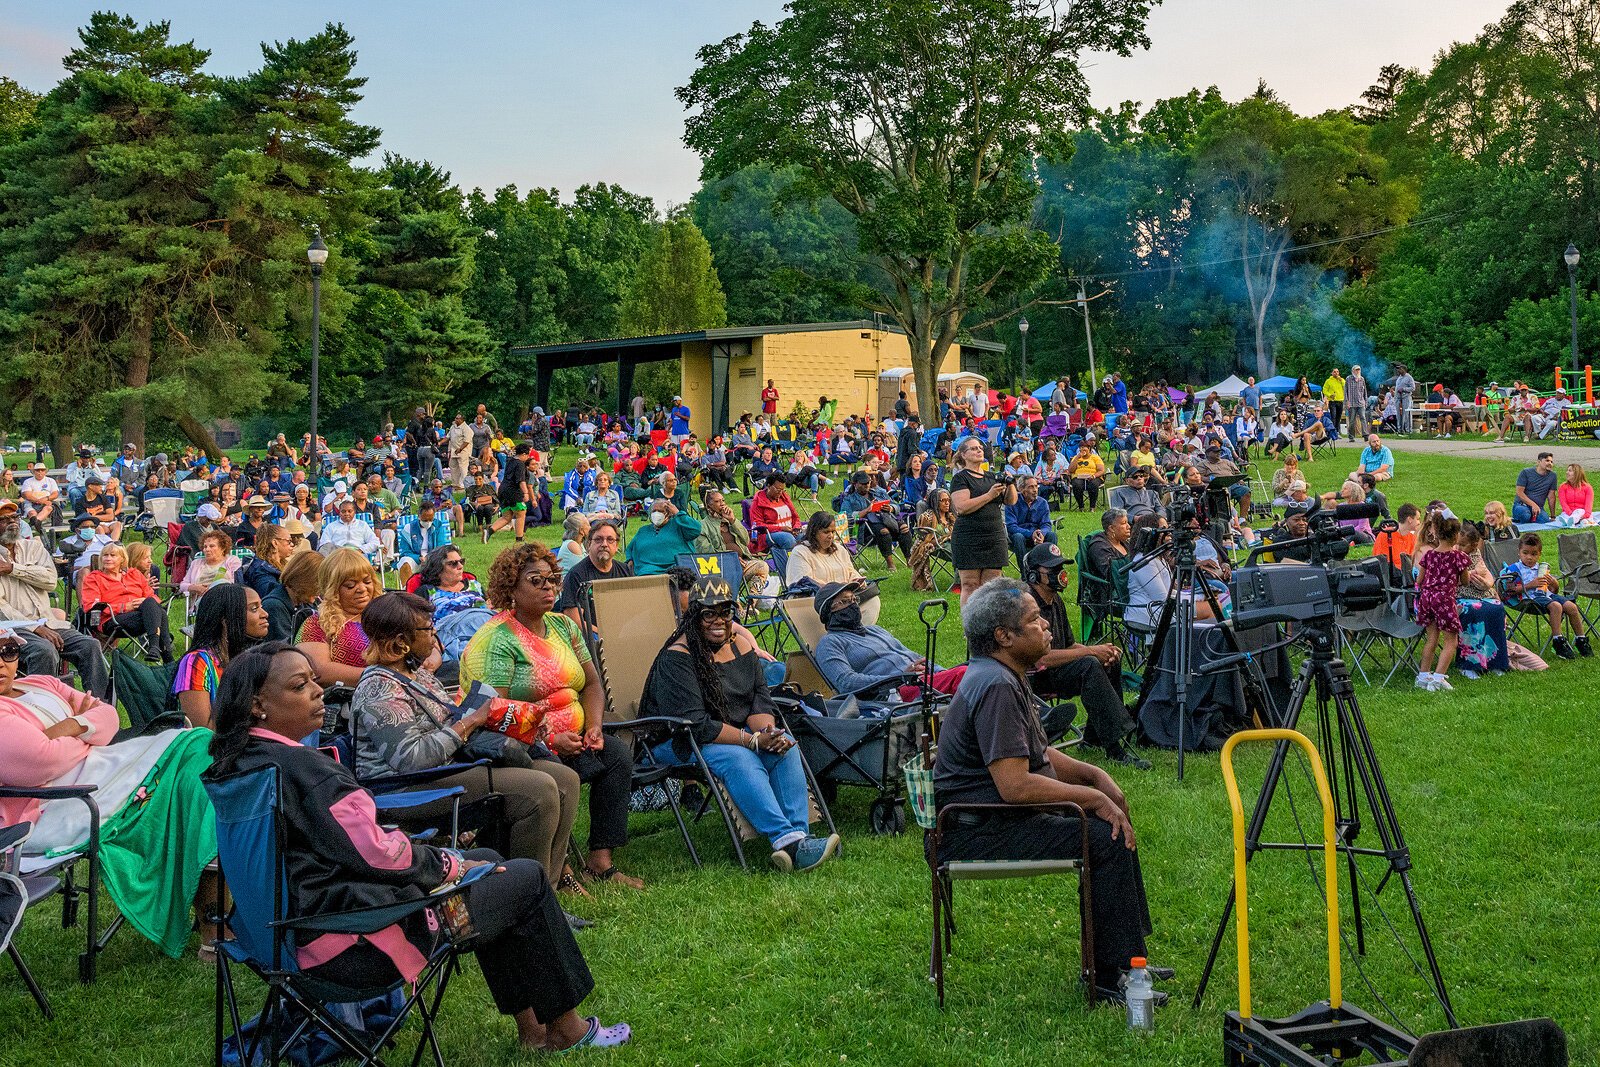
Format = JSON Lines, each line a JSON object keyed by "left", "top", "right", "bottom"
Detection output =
{"left": 619, "top": 216, "right": 728, "bottom": 335}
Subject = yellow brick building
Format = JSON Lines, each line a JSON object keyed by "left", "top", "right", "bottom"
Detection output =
{"left": 514, "top": 320, "right": 1002, "bottom": 438}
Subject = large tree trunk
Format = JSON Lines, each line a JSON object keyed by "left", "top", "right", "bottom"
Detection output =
{"left": 121, "top": 317, "right": 152, "bottom": 452}
{"left": 176, "top": 412, "right": 223, "bottom": 462}
{"left": 50, "top": 434, "right": 73, "bottom": 468}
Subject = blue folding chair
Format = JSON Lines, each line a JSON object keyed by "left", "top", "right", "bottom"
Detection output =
{"left": 205, "top": 764, "right": 481, "bottom": 1067}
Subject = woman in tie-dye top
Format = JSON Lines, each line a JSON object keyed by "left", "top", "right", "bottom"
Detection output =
{"left": 173, "top": 584, "right": 270, "bottom": 727}
{"left": 459, "top": 542, "right": 640, "bottom": 891}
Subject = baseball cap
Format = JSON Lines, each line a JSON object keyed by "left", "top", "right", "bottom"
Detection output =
{"left": 689, "top": 574, "right": 736, "bottom": 609}
{"left": 814, "top": 579, "right": 866, "bottom": 623}
{"left": 1024, "top": 542, "right": 1070, "bottom": 576}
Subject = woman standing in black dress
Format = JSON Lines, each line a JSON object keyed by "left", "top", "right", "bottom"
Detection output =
{"left": 948, "top": 436, "right": 1017, "bottom": 602}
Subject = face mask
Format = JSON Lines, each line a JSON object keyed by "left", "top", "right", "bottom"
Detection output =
{"left": 650, "top": 511, "right": 667, "bottom": 528}
{"left": 829, "top": 604, "right": 863, "bottom": 631}
{"left": 1044, "top": 569, "right": 1066, "bottom": 592}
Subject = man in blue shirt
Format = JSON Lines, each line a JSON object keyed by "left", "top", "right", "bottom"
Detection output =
{"left": 1351, "top": 432, "right": 1395, "bottom": 483}
{"left": 669, "top": 395, "right": 692, "bottom": 444}
{"left": 1240, "top": 376, "right": 1262, "bottom": 414}
{"left": 1004, "top": 475, "right": 1056, "bottom": 570}
{"left": 1111, "top": 373, "right": 1128, "bottom": 415}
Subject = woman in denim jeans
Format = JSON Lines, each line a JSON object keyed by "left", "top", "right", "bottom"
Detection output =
{"left": 641, "top": 576, "right": 840, "bottom": 873}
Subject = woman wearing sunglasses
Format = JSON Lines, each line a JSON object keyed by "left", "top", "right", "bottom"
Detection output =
{"left": 641, "top": 575, "right": 840, "bottom": 873}
{"left": 459, "top": 543, "right": 640, "bottom": 898}
{"left": 0, "top": 631, "right": 219, "bottom": 960}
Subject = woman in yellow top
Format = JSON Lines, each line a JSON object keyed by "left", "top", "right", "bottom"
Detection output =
{"left": 1066, "top": 438, "right": 1108, "bottom": 511}
{"left": 1128, "top": 436, "right": 1163, "bottom": 483}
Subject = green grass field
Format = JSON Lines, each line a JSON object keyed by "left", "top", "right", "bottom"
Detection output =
{"left": 5, "top": 446, "right": 1598, "bottom": 1066}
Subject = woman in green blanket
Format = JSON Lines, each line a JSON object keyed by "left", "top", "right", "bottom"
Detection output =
{"left": 0, "top": 631, "right": 218, "bottom": 960}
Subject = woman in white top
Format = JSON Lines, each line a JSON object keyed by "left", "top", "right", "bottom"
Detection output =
{"left": 180, "top": 528, "right": 241, "bottom": 596}
{"left": 1232, "top": 408, "right": 1259, "bottom": 451}
{"left": 1125, "top": 513, "right": 1218, "bottom": 629}
{"left": 580, "top": 471, "right": 622, "bottom": 521}
{"left": 556, "top": 511, "right": 589, "bottom": 573}
{"left": 784, "top": 512, "right": 881, "bottom": 626}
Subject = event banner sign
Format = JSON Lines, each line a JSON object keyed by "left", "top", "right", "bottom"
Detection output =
{"left": 1559, "top": 408, "right": 1600, "bottom": 441}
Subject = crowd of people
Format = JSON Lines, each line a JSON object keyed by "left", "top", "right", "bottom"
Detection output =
{"left": 4, "top": 367, "right": 1597, "bottom": 1050}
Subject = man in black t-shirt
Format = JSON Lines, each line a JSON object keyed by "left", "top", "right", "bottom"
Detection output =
{"left": 1023, "top": 544, "right": 1148, "bottom": 770}
{"left": 931, "top": 578, "right": 1159, "bottom": 1001}
{"left": 484, "top": 442, "right": 531, "bottom": 544}
{"left": 558, "top": 519, "right": 632, "bottom": 629}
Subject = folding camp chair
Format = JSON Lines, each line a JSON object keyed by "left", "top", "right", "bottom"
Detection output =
{"left": 0, "top": 784, "right": 120, "bottom": 985}
{"left": 1556, "top": 530, "right": 1600, "bottom": 628}
{"left": 205, "top": 765, "right": 477, "bottom": 1067}
{"left": 1341, "top": 556, "right": 1426, "bottom": 685}
{"left": 924, "top": 800, "right": 1095, "bottom": 1007}
{"left": 1483, "top": 540, "right": 1552, "bottom": 654}
{"left": 1073, "top": 534, "right": 1123, "bottom": 648}
{"left": 108, "top": 650, "right": 185, "bottom": 737}
{"left": 586, "top": 575, "right": 834, "bottom": 868}
{"left": 3, "top": 821, "right": 59, "bottom": 1018}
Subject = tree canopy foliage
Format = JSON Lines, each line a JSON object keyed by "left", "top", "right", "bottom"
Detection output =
{"left": 679, "top": 0, "right": 1158, "bottom": 412}
{"left": 3, "top": 3, "right": 1597, "bottom": 454}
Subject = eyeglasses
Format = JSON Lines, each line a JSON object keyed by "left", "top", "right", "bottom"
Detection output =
{"left": 698, "top": 604, "right": 736, "bottom": 620}
{"left": 443, "top": 559, "right": 464, "bottom": 568}
{"left": 0, "top": 644, "right": 20, "bottom": 663}
{"left": 522, "top": 572, "right": 562, "bottom": 589}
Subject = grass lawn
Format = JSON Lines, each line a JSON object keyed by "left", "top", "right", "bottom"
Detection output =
{"left": 5, "top": 446, "right": 1597, "bottom": 1065}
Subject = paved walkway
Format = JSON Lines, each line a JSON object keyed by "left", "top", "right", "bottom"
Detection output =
{"left": 1370, "top": 435, "right": 1598, "bottom": 467}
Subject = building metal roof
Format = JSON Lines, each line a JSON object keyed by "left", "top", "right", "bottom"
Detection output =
{"left": 508, "top": 320, "right": 1006, "bottom": 361}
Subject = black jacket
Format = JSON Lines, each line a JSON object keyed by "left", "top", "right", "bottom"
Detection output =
{"left": 242, "top": 558, "right": 293, "bottom": 642}
{"left": 213, "top": 734, "right": 446, "bottom": 951}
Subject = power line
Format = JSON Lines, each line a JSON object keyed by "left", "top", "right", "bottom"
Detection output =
{"left": 1072, "top": 211, "right": 1462, "bottom": 285}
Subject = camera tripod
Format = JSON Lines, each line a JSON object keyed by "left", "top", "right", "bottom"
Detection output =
{"left": 1191, "top": 620, "right": 1458, "bottom": 1027}
{"left": 1130, "top": 532, "right": 1252, "bottom": 780}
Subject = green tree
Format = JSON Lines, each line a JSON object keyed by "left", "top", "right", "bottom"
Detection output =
{"left": 679, "top": 0, "right": 1157, "bottom": 415}
{"left": 335, "top": 155, "right": 495, "bottom": 421}
{"left": 690, "top": 163, "right": 866, "bottom": 325}
{"left": 0, "top": 76, "right": 40, "bottom": 147}
{"left": 619, "top": 215, "right": 728, "bottom": 335}
{"left": 0, "top": 13, "right": 216, "bottom": 458}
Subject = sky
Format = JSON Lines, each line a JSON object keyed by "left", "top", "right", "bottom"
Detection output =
{"left": 2, "top": 1, "right": 1513, "bottom": 209}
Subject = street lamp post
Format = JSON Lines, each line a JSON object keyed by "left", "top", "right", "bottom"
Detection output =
{"left": 1565, "top": 243, "right": 1580, "bottom": 378}
{"left": 307, "top": 229, "right": 328, "bottom": 490}
{"left": 1017, "top": 316, "right": 1029, "bottom": 396}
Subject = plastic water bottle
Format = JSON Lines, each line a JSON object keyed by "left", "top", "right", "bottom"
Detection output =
{"left": 1124, "top": 956, "right": 1155, "bottom": 1032}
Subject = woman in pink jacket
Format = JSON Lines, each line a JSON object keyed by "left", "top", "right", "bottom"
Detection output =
{"left": 0, "top": 631, "right": 217, "bottom": 958}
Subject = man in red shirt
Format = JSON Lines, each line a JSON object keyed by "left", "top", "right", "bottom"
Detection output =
{"left": 762, "top": 379, "right": 779, "bottom": 415}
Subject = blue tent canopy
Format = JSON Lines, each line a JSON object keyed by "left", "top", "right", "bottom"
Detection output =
{"left": 1257, "top": 375, "right": 1322, "bottom": 395}
{"left": 1031, "top": 383, "right": 1088, "bottom": 402}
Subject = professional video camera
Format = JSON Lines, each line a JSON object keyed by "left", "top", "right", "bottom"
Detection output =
{"left": 1229, "top": 499, "right": 1386, "bottom": 629}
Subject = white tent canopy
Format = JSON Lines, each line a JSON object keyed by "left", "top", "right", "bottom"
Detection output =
{"left": 1195, "top": 374, "right": 1250, "bottom": 401}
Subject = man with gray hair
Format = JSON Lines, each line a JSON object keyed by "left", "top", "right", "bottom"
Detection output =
{"left": 1106, "top": 469, "right": 1159, "bottom": 519}
{"left": 932, "top": 578, "right": 1161, "bottom": 1002}
{"left": 0, "top": 500, "right": 110, "bottom": 698}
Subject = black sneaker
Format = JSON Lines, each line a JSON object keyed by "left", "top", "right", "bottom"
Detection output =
{"left": 1576, "top": 635, "right": 1593, "bottom": 658}
{"left": 1105, "top": 740, "right": 1152, "bottom": 771}
{"left": 1552, "top": 636, "right": 1578, "bottom": 661}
